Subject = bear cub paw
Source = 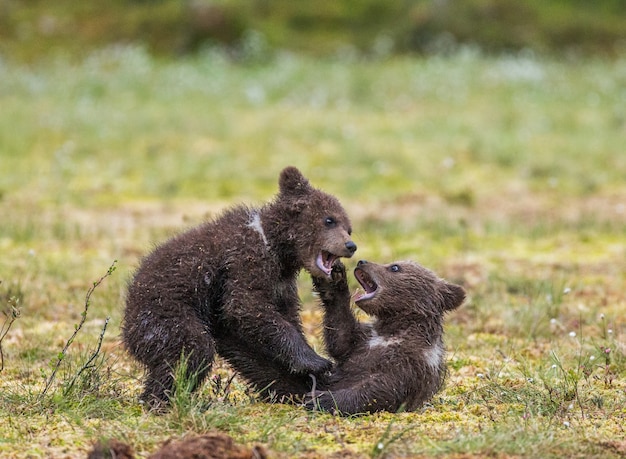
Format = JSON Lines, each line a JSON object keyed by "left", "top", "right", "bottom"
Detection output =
{"left": 290, "top": 352, "right": 333, "bottom": 375}
{"left": 312, "top": 261, "right": 350, "bottom": 301}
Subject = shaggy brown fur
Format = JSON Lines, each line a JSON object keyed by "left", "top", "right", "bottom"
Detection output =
{"left": 122, "top": 167, "right": 356, "bottom": 405}
{"left": 305, "top": 260, "right": 465, "bottom": 415}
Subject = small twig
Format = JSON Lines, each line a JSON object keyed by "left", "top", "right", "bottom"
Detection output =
{"left": 309, "top": 373, "right": 317, "bottom": 396}
{"left": 220, "top": 372, "right": 237, "bottom": 402}
{"left": 0, "top": 298, "right": 21, "bottom": 372}
{"left": 40, "top": 260, "right": 117, "bottom": 399}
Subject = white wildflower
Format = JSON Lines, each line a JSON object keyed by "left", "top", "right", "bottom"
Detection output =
{"left": 442, "top": 157, "right": 455, "bottom": 169}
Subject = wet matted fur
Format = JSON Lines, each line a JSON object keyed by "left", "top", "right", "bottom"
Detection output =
{"left": 122, "top": 167, "right": 357, "bottom": 405}
{"left": 306, "top": 260, "right": 464, "bottom": 415}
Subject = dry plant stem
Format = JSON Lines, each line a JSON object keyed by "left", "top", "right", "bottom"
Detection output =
{"left": 63, "top": 316, "right": 110, "bottom": 395}
{"left": 0, "top": 301, "right": 21, "bottom": 372}
{"left": 219, "top": 373, "right": 237, "bottom": 402}
{"left": 39, "top": 260, "right": 117, "bottom": 399}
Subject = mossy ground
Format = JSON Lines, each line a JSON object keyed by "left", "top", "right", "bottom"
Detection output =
{"left": 0, "top": 48, "right": 625, "bottom": 458}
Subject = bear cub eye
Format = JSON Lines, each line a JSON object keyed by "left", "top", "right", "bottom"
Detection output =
{"left": 324, "top": 216, "right": 337, "bottom": 228}
{"left": 389, "top": 264, "right": 401, "bottom": 272}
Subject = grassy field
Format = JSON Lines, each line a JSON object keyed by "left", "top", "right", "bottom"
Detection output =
{"left": 1, "top": 47, "right": 625, "bottom": 458}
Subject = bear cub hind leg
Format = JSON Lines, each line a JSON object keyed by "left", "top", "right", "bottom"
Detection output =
{"left": 123, "top": 302, "right": 217, "bottom": 407}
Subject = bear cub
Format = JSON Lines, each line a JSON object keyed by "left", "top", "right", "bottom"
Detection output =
{"left": 122, "top": 167, "right": 357, "bottom": 405}
{"left": 308, "top": 259, "right": 465, "bottom": 415}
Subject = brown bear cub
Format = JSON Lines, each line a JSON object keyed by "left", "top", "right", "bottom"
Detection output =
{"left": 122, "top": 167, "right": 357, "bottom": 406}
{"left": 306, "top": 259, "right": 465, "bottom": 415}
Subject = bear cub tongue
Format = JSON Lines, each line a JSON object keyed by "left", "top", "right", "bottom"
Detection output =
{"left": 316, "top": 251, "right": 337, "bottom": 276}
{"left": 354, "top": 268, "right": 378, "bottom": 302}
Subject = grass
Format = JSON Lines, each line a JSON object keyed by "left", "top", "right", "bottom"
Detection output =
{"left": 0, "top": 47, "right": 625, "bottom": 458}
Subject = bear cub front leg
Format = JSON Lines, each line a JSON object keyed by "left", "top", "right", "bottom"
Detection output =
{"left": 312, "top": 262, "right": 367, "bottom": 364}
{"left": 312, "top": 262, "right": 350, "bottom": 303}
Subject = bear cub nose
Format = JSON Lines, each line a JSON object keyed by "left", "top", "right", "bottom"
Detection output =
{"left": 357, "top": 259, "right": 368, "bottom": 266}
{"left": 345, "top": 241, "right": 357, "bottom": 254}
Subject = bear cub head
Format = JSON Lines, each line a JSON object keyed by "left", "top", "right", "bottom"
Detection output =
{"left": 353, "top": 259, "right": 465, "bottom": 321}
{"left": 276, "top": 167, "right": 357, "bottom": 278}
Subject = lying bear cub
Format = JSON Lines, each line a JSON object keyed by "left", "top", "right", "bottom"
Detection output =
{"left": 305, "top": 259, "right": 465, "bottom": 415}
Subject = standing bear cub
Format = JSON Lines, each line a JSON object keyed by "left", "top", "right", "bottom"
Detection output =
{"left": 306, "top": 259, "right": 465, "bottom": 415}
{"left": 122, "top": 167, "right": 357, "bottom": 405}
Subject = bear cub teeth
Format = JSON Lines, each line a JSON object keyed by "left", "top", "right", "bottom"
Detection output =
{"left": 354, "top": 267, "right": 378, "bottom": 302}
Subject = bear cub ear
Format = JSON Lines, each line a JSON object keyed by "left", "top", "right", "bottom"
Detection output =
{"left": 441, "top": 281, "right": 466, "bottom": 311}
{"left": 279, "top": 166, "right": 312, "bottom": 197}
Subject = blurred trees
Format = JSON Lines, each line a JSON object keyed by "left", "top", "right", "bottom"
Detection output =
{"left": 1, "top": 0, "right": 625, "bottom": 61}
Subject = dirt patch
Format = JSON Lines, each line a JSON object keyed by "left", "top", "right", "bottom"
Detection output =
{"left": 88, "top": 438, "right": 135, "bottom": 459}
{"left": 88, "top": 432, "right": 268, "bottom": 459}
{"left": 596, "top": 440, "right": 626, "bottom": 456}
{"left": 148, "top": 433, "right": 268, "bottom": 459}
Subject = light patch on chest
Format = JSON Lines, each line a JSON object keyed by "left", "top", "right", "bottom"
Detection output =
{"left": 368, "top": 329, "right": 402, "bottom": 349}
{"left": 423, "top": 344, "right": 444, "bottom": 369}
{"left": 247, "top": 211, "right": 268, "bottom": 246}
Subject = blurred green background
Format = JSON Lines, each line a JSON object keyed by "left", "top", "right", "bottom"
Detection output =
{"left": 1, "top": 2, "right": 626, "bottom": 457}
{"left": 1, "top": 0, "right": 625, "bottom": 62}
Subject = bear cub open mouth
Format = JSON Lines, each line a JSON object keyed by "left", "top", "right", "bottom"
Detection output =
{"left": 316, "top": 251, "right": 339, "bottom": 276}
{"left": 354, "top": 267, "right": 378, "bottom": 302}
